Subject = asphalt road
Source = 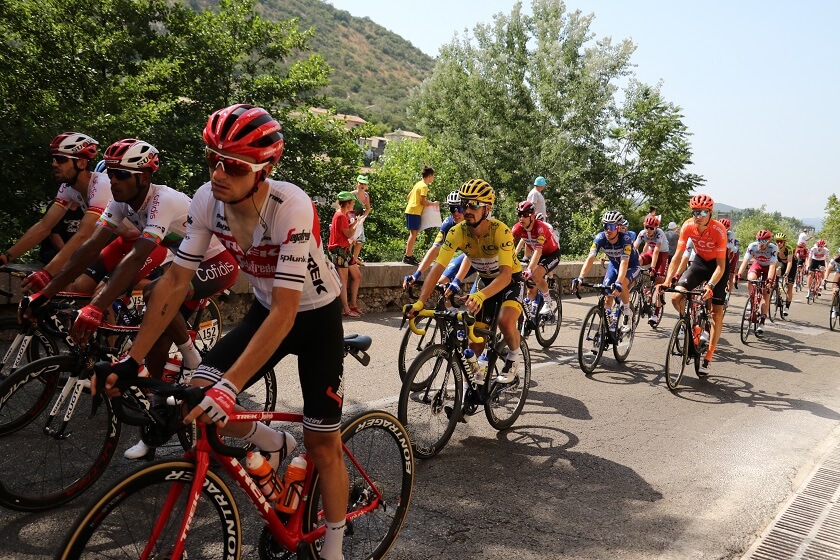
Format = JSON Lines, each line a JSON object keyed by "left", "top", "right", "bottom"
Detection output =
{"left": 2, "top": 286, "right": 839, "bottom": 559}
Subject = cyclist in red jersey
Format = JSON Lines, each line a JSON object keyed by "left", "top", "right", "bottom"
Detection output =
{"left": 512, "top": 200, "right": 561, "bottom": 314}
{"left": 663, "top": 194, "right": 728, "bottom": 372}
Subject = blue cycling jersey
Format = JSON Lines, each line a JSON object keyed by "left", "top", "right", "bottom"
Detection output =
{"left": 589, "top": 231, "right": 640, "bottom": 268}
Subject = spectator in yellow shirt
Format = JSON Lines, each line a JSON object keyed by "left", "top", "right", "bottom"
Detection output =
{"left": 403, "top": 166, "right": 436, "bottom": 265}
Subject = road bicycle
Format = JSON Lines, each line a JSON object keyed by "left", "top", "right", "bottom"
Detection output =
{"left": 398, "top": 306, "right": 531, "bottom": 459}
{"left": 0, "top": 303, "right": 272, "bottom": 512}
{"left": 56, "top": 364, "right": 412, "bottom": 560}
{"left": 769, "top": 275, "right": 788, "bottom": 321}
{"left": 518, "top": 274, "right": 562, "bottom": 348}
{"left": 828, "top": 282, "right": 839, "bottom": 332}
{"left": 573, "top": 282, "right": 636, "bottom": 374}
{"left": 794, "top": 263, "right": 805, "bottom": 292}
{"left": 806, "top": 266, "right": 825, "bottom": 304}
{"left": 661, "top": 286, "right": 713, "bottom": 390}
{"left": 636, "top": 269, "right": 665, "bottom": 328}
{"left": 398, "top": 283, "right": 452, "bottom": 389}
{"left": 740, "top": 279, "right": 768, "bottom": 343}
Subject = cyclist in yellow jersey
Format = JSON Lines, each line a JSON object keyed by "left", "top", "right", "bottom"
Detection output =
{"left": 407, "top": 179, "right": 525, "bottom": 383}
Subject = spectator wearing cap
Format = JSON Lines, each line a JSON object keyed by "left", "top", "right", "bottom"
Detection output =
{"left": 528, "top": 176, "right": 548, "bottom": 219}
{"left": 403, "top": 166, "right": 436, "bottom": 265}
{"left": 665, "top": 221, "right": 679, "bottom": 261}
{"left": 328, "top": 191, "right": 363, "bottom": 317}
{"left": 350, "top": 174, "right": 372, "bottom": 265}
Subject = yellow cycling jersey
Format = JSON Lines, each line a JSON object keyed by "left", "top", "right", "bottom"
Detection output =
{"left": 436, "top": 218, "right": 522, "bottom": 278}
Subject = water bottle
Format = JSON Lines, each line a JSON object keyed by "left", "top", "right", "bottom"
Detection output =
{"left": 245, "top": 452, "right": 284, "bottom": 503}
{"left": 475, "top": 352, "right": 488, "bottom": 385}
{"left": 276, "top": 456, "right": 307, "bottom": 515}
{"left": 162, "top": 356, "right": 182, "bottom": 384}
{"left": 700, "top": 329, "right": 710, "bottom": 343}
{"left": 463, "top": 348, "right": 479, "bottom": 374}
{"left": 692, "top": 325, "right": 701, "bottom": 346}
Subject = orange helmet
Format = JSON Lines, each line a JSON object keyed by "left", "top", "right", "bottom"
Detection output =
{"left": 689, "top": 194, "right": 714, "bottom": 210}
{"left": 643, "top": 215, "right": 660, "bottom": 228}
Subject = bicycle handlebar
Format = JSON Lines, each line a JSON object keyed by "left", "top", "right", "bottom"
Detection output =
{"left": 407, "top": 308, "right": 484, "bottom": 344}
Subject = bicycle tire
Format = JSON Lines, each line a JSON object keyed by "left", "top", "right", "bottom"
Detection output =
{"left": 238, "top": 366, "right": 279, "bottom": 413}
{"left": 630, "top": 286, "right": 643, "bottom": 329}
{"left": 612, "top": 317, "right": 635, "bottom": 363}
{"left": 578, "top": 306, "right": 606, "bottom": 374}
{"left": 397, "top": 315, "right": 441, "bottom": 390}
{"left": 56, "top": 460, "right": 241, "bottom": 559}
{"left": 398, "top": 344, "right": 462, "bottom": 459}
{"left": 484, "top": 337, "right": 530, "bottom": 430}
{"left": 193, "top": 296, "right": 223, "bottom": 354}
{"left": 0, "top": 355, "right": 121, "bottom": 511}
{"left": 664, "top": 318, "right": 690, "bottom": 391}
{"left": 830, "top": 292, "right": 840, "bottom": 331}
{"left": 740, "top": 300, "right": 752, "bottom": 344}
{"left": 774, "top": 284, "right": 786, "bottom": 321}
{"left": 0, "top": 317, "right": 60, "bottom": 378}
{"left": 534, "top": 288, "right": 562, "bottom": 348}
{"left": 300, "top": 410, "right": 414, "bottom": 560}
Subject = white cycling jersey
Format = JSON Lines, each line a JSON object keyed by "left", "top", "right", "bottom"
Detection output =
{"left": 54, "top": 171, "right": 111, "bottom": 216}
{"left": 636, "top": 227, "right": 669, "bottom": 253}
{"left": 809, "top": 246, "right": 830, "bottom": 261}
{"left": 175, "top": 180, "right": 340, "bottom": 310}
{"left": 744, "top": 242, "right": 778, "bottom": 266}
{"left": 98, "top": 184, "right": 225, "bottom": 259}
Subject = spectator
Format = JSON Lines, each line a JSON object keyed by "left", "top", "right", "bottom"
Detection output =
{"left": 797, "top": 228, "right": 812, "bottom": 245}
{"left": 329, "top": 191, "right": 363, "bottom": 317}
{"left": 38, "top": 201, "right": 84, "bottom": 265}
{"left": 527, "top": 176, "right": 548, "bottom": 218}
{"left": 665, "top": 221, "right": 679, "bottom": 261}
{"left": 350, "top": 174, "right": 371, "bottom": 266}
{"left": 403, "top": 166, "right": 436, "bottom": 265}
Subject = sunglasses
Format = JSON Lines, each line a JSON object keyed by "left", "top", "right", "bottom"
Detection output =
{"left": 463, "top": 201, "right": 487, "bottom": 211}
{"left": 517, "top": 212, "right": 534, "bottom": 218}
{"left": 106, "top": 167, "right": 143, "bottom": 180}
{"left": 205, "top": 147, "right": 266, "bottom": 177}
{"left": 449, "top": 205, "right": 463, "bottom": 214}
{"left": 603, "top": 223, "right": 619, "bottom": 231}
{"left": 691, "top": 209, "right": 710, "bottom": 217}
{"left": 757, "top": 238, "right": 769, "bottom": 243}
{"left": 645, "top": 226, "right": 655, "bottom": 231}
{"left": 52, "top": 154, "right": 79, "bottom": 164}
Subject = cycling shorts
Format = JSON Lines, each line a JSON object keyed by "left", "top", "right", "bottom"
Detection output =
{"left": 475, "top": 275, "right": 525, "bottom": 326}
{"left": 809, "top": 259, "right": 826, "bottom": 272}
{"left": 193, "top": 297, "right": 345, "bottom": 433}
{"left": 784, "top": 262, "right": 797, "bottom": 283}
{"left": 85, "top": 236, "right": 170, "bottom": 286}
{"left": 676, "top": 255, "right": 729, "bottom": 305}
{"left": 748, "top": 262, "right": 772, "bottom": 280}
{"left": 639, "top": 251, "right": 668, "bottom": 278}
{"left": 603, "top": 262, "right": 642, "bottom": 290}
{"left": 536, "top": 249, "right": 561, "bottom": 275}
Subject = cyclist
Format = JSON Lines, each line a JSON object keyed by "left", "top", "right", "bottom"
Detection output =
{"left": 0, "top": 132, "right": 110, "bottom": 293}
{"left": 572, "top": 210, "right": 641, "bottom": 332}
{"left": 794, "top": 242, "right": 809, "bottom": 289}
{"left": 663, "top": 194, "right": 728, "bottom": 372}
{"left": 634, "top": 215, "right": 669, "bottom": 325}
{"left": 620, "top": 217, "right": 637, "bottom": 242}
{"left": 407, "top": 178, "right": 524, "bottom": 383}
{"left": 735, "top": 230, "right": 778, "bottom": 334}
{"left": 806, "top": 239, "right": 830, "bottom": 299}
{"left": 403, "top": 190, "right": 465, "bottom": 289}
{"left": 512, "top": 201, "right": 560, "bottom": 315}
{"left": 90, "top": 105, "right": 349, "bottom": 560}
{"left": 828, "top": 248, "right": 840, "bottom": 297}
{"left": 720, "top": 218, "right": 739, "bottom": 293}
{"left": 773, "top": 232, "right": 795, "bottom": 316}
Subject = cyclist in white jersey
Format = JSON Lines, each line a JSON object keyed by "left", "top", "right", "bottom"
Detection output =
{"left": 92, "top": 105, "right": 348, "bottom": 560}
{"left": 807, "top": 239, "right": 830, "bottom": 298}
{"left": 1, "top": 132, "right": 111, "bottom": 293}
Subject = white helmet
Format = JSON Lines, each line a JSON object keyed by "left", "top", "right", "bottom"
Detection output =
{"left": 446, "top": 190, "right": 461, "bottom": 205}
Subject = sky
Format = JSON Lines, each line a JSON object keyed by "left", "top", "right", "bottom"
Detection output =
{"left": 325, "top": 0, "right": 839, "bottom": 224}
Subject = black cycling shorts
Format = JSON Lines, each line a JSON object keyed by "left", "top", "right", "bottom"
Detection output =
{"left": 537, "top": 249, "right": 561, "bottom": 274}
{"left": 194, "top": 297, "right": 345, "bottom": 433}
{"left": 676, "top": 255, "right": 729, "bottom": 306}
{"left": 475, "top": 274, "right": 525, "bottom": 325}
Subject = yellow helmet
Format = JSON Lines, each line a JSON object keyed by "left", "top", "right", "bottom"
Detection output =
{"left": 458, "top": 179, "right": 495, "bottom": 205}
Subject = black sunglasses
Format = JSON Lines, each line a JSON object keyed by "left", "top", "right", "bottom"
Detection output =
{"left": 449, "top": 205, "right": 463, "bottom": 214}
{"left": 106, "top": 168, "right": 142, "bottom": 180}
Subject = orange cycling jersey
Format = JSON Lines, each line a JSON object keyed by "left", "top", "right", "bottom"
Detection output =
{"left": 676, "top": 218, "right": 727, "bottom": 261}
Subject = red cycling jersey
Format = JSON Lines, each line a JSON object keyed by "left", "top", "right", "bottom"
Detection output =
{"left": 676, "top": 218, "right": 727, "bottom": 261}
{"left": 511, "top": 219, "right": 559, "bottom": 254}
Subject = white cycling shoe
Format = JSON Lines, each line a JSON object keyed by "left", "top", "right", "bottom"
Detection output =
{"left": 124, "top": 439, "right": 155, "bottom": 460}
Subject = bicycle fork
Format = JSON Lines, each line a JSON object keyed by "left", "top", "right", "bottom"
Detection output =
{"left": 44, "top": 375, "right": 89, "bottom": 439}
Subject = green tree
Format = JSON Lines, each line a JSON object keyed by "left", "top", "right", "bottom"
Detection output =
{"left": 819, "top": 194, "right": 840, "bottom": 250}
{"left": 731, "top": 205, "right": 801, "bottom": 250}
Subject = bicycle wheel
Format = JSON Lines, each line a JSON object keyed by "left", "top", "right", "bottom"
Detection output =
{"left": 0, "top": 355, "right": 121, "bottom": 511}
{"left": 612, "top": 315, "right": 635, "bottom": 363}
{"left": 534, "top": 288, "right": 561, "bottom": 348}
{"left": 56, "top": 460, "right": 240, "bottom": 559}
{"left": 740, "top": 300, "right": 752, "bottom": 344}
{"left": 397, "top": 315, "right": 441, "bottom": 390}
{"left": 192, "top": 297, "right": 223, "bottom": 354}
{"left": 484, "top": 338, "right": 530, "bottom": 430}
{"left": 0, "top": 317, "right": 59, "bottom": 378}
{"left": 664, "top": 318, "right": 690, "bottom": 390}
{"left": 577, "top": 306, "right": 606, "bottom": 374}
{"left": 238, "top": 365, "right": 278, "bottom": 412}
{"left": 398, "top": 344, "right": 462, "bottom": 459}
{"left": 300, "top": 410, "right": 414, "bottom": 560}
{"left": 630, "top": 286, "right": 643, "bottom": 329}
{"left": 830, "top": 292, "right": 840, "bottom": 331}
{"left": 774, "top": 285, "right": 786, "bottom": 321}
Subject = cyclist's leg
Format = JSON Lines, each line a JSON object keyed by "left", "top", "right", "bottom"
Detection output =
{"left": 674, "top": 258, "right": 709, "bottom": 314}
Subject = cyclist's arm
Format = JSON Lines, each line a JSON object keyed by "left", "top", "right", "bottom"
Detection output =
{"left": 454, "top": 256, "right": 472, "bottom": 282}
{"left": 710, "top": 257, "right": 726, "bottom": 288}
{"left": 651, "top": 243, "right": 662, "bottom": 269}
{"left": 578, "top": 253, "right": 597, "bottom": 279}
{"left": 416, "top": 262, "right": 446, "bottom": 304}
{"left": 42, "top": 226, "right": 115, "bottom": 298}
{"left": 126, "top": 263, "right": 194, "bottom": 363}
{"left": 4, "top": 203, "right": 66, "bottom": 263}
{"left": 89, "top": 238, "right": 158, "bottom": 309}
{"left": 616, "top": 257, "right": 630, "bottom": 286}
{"left": 515, "top": 238, "right": 526, "bottom": 256}
{"left": 42, "top": 211, "right": 101, "bottom": 276}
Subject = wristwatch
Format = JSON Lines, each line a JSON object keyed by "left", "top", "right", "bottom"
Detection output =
{"left": 706, "top": 282, "right": 715, "bottom": 290}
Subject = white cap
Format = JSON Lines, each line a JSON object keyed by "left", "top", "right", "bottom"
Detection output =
{"left": 667, "top": 221, "right": 678, "bottom": 230}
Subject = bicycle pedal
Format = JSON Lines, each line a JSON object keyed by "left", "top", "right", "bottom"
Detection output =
{"left": 444, "top": 405, "right": 467, "bottom": 423}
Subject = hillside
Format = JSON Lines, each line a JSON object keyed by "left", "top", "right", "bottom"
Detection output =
{"left": 184, "top": 0, "right": 434, "bottom": 131}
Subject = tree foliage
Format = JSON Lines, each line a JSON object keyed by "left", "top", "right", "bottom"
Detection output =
{"left": 819, "top": 194, "right": 840, "bottom": 251}
{"left": 730, "top": 205, "right": 805, "bottom": 250}
{"left": 0, "top": 0, "right": 362, "bottom": 252}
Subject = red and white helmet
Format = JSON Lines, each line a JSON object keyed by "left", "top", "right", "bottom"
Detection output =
{"left": 719, "top": 218, "right": 731, "bottom": 229}
{"left": 517, "top": 200, "right": 536, "bottom": 216}
{"left": 49, "top": 132, "right": 99, "bottom": 159}
{"left": 817, "top": 239, "right": 827, "bottom": 247}
{"left": 104, "top": 139, "right": 160, "bottom": 173}
{"left": 643, "top": 215, "right": 660, "bottom": 228}
{"left": 756, "top": 230, "right": 772, "bottom": 241}
{"left": 203, "top": 104, "right": 284, "bottom": 164}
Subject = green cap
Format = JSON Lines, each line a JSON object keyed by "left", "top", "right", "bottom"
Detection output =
{"left": 337, "top": 190, "right": 358, "bottom": 202}
{"left": 356, "top": 174, "right": 369, "bottom": 184}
